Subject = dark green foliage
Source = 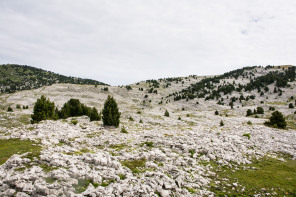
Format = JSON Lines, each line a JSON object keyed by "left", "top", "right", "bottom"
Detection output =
{"left": 289, "top": 103, "right": 294, "bottom": 109}
{"left": 102, "top": 95, "right": 120, "bottom": 127}
{"left": 246, "top": 109, "right": 253, "bottom": 116}
{"left": 129, "top": 116, "right": 134, "bottom": 121}
{"left": 256, "top": 107, "right": 264, "bottom": 114}
{"left": 126, "top": 85, "right": 132, "bottom": 90}
{"left": 215, "top": 110, "right": 219, "bottom": 115}
{"left": 269, "top": 106, "right": 275, "bottom": 111}
{"left": 265, "top": 111, "right": 287, "bottom": 129}
{"left": 59, "top": 99, "right": 99, "bottom": 121}
{"left": 90, "top": 107, "right": 101, "bottom": 121}
{"left": 178, "top": 117, "right": 181, "bottom": 120}
{"left": 220, "top": 120, "right": 224, "bottom": 126}
{"left": 7, "top": 106, "right": 13, "bottom": 112}
{"left": 32, "top": 96, "right": 100, "bottom": 123}
{"left": 31, "top": 95, "right": 57, "bottom": 123}
{"left": 121, "top": 126, "right": 128, "bottom": 134}
{"left": 16, "top": 104, "right": 21, "bottom": 109}
{"left": 164, "top": 110, "right": 169, "bottom": 117}
{"left": 139, "top": 119, "right": 143, "bottom": 123}
{"left": 0, "top": 64, "right": 107, "bottom": 93}
{"left": 23, "top": 105, "right": 26, "bottom": 109}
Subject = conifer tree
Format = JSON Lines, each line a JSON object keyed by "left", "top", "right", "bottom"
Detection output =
{"left": 164, "top": 110, "right": 170, "bottom": 117}
{"left": 90, "top": 107, "right": 101, "bottom": 121}
{"left": 31, "top": 95, "right": 57, "bottom": 123}
{"left": 102, "top": 95, "right": 120, "bottom": 127}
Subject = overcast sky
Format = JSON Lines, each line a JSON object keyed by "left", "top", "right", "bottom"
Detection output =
{"left": 1, "top": 0, "right": 296, "bottom": 85}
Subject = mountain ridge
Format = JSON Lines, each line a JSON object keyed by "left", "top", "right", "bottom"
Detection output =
{"left": 0, "top": 64, "right": 108, "bottom": 93}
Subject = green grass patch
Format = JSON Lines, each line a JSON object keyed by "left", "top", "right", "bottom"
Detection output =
{"left": 210, "top": 156, "right": 296, "bottom": 196}
{"left": 267, "top": 102, "right": 287, "bottom": 105}
{"left": 120, "top": 158, "right": 147, "bottom": 174}
{"left": 243, "top": 133, "right": 251, "bottom": 139}
{"left": 287, "top": 121, "right": 296, "bottom": 130}
{"left": 109, "top": 144, "right": 129, "bottom": 151}
{"left": 40, "top": 164, "right": 59, "bottom": 173}
{"left": 0, "top": 138, "right": 41, "bottom": 165}
{"left": 45, "top": 177, "right": 58, "bottom": 184}
{"left": 73, "top": 179, "right": 97, "bottom": 193}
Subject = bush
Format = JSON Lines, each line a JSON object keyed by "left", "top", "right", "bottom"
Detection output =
{"left": 265, "top": 111, "right": 286, "bottom": 129}
{"left": 71, "top": 119, "right": 78, "bottom": 125}
{"left": 59, "top": 99, "right": 100, "bottom": 121}
{"left": 16, "top": 104, "right": 21, "bottom": 109}
{"left": 121, "top": 126, "right": 128, "bottom": 134}
{"left": 269, "top": 106, "right": 275, "bottom": 111}
{"left": 102, "top": 95, "right": 120, "bottom": 127}
{"left": 164, "top": 110, "right": 169, "bottom": 117}
{"left": 215, "top": 110, "right": 219, "bottom": 115}
{"left": 139, "top": 119, "right": 143, "bottom": 123}
{"left": 129, "top": 116, "right": 134, "bottom": 121}
{"left": 256, "top": 107, "right": 264, "bottom": 114}
{"left": 246, "top": 109, "right": 253, "bottom": 116}
{"left": 289, "top": 103, "right": 294, "bottom": 109}
{"left": 220, "top": 120, "right": 224, "bottom": 126}
{"left": 7, "top": 106, "right": 13, "bottom": 112}
{"left": 31, "top": 95, "right": 57, "bottom": 123}
{"left": 90, "top": 107, "right": 101, "bottom": 121}
{"left": 247, "top": 121, "right": 252, "bottom": 125}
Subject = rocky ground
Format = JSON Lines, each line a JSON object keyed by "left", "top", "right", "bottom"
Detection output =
{"left": 0, "top": 67, "right": 296, "bottom": 196}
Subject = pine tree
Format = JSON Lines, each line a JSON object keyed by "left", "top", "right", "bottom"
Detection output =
{"left": 164, "top": 110, "right": 170, "bottom": 117}
{"left": 266, "top": 111, "right": 286, "bottom": 129}
{"left": 31, "top": 95, "right": 57, "bottom": 123}
{"left": 90, "top": 107, "right": 100, "bottom": 121}
{"left": 102, "top": 95, "right": 120, "bottom": 127}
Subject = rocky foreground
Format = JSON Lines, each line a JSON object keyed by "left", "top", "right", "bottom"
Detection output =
{"left": 0, "top": 111, "right": 295, "bottom": 196}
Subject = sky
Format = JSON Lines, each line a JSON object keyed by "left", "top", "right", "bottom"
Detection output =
{"left": 1, "top": 0, "right": 296, "bottom": 85}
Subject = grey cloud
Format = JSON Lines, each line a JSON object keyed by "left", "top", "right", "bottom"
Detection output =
{"left": 1, "top": 0, "right": 296, "bottom": 85}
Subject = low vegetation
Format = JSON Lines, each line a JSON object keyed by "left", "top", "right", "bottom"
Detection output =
{"left": 0, "top": 139, "right": 41, "bottom": 165}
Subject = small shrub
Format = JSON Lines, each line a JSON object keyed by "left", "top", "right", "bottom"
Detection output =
{"left": 164, "top": 110, "right": 169, "bottom": 117}
{"left": 189, "top": 149, "right": 195, "bottom": 158}
{"left": 269, "top": 106, "right": 275, "bottom": 111}
{"left": 243, "top": 133, "right": 251, "bottom": 139}
{"left": 186, "top": 114, "right": 190, "bottom": 117}
{"left": 246, "top": 109, "right": 253, "bottom": 116}
{"left": 7, "top": 106, "right": 13, "bottom": 112}
{"left": 144, "top": 141, "right": 154, "bottom": 147}
{"left": 121, "top": 126, "right": 128, "bottom": 134}
{"left": 178, "top": 117, "right": 181, "bottom": 120}
{"left": 16, "top": 104, "right": 21, "bottom": 109}
{"left": 247, "top": 121, "right": 252, "bottom": 125}
{"left": 23, "top": 105, "right": 26, "bottom": 109}
{"left": 129, "top": 116, "right": 134, "bottom": 121}
{"left": 119, "top": 174, "right": 126, "bottom": 180}
{"left": 264, "top": 111, "right": 286, "bottom": 129}
{"left": 289, "top": 103, "right": 294, "bottom": 108}
{"left": 71, "top": 119, "right": 78, "bottom": 125}
{"left": 220, "top": 120, "right": 224, "bottom": 126}
{"left": 139, "top": 119, "right": 143, "bottom": 123}
{"left": 215, "top": 110, "right": 219, "bottom": 115}
{"left": 256, "top": 107, "right": 264, "bottom": 114}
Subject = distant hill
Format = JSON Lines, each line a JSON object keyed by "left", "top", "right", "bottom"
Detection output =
{"left": 0, "top": 64, "right": 108, "bottom": 93}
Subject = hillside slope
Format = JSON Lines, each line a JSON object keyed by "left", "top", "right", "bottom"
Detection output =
{"left": 0, "top": 64, "right": 108, "bottom": 93}
{"left": 0, "top": 65, "right": 295, "bottom": 196}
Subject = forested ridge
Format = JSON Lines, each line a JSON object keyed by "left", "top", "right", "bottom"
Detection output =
{"left": 0, "top": 64, "right": 108, "bottom": 93}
